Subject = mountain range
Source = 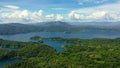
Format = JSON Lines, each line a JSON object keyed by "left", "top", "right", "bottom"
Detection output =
{"left": 0, "top": 21, "right": 120, "bottom": 35}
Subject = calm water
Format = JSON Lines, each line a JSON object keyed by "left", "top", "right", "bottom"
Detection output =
{"left": 0, "top": 30, "right": 120, "bottom": 42}
{"left": 43, "top": 40, "right": 72, "bottom": 52}
{"left": 0, "top": 59, "right": 23, "bottom": 68}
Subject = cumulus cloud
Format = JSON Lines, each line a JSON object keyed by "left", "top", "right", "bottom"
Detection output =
{"left": 0, "top": 1, "right": 120, "bottom": 24}
{"left": 4, "top": 5, "right": 19, "bottom": 9}
{"left": 46, "top": 14, "right": 64, "bottom": 21}
{"left": 0, "top": 6, "right": 64, "bottom": 24}
{"left": 68, "top": 1, "right": 120, "bottom": 22}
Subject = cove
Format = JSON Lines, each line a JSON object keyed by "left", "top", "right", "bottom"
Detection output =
{"left": 0, "top": 58, "right": 23, "bottom": 68}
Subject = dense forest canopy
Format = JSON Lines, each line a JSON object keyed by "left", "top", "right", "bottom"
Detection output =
{"left": 0, "top": 38, "right": 120, "bottom": 68}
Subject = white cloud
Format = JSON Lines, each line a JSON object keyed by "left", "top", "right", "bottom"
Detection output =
{"left": 0, "top": 8, "right": 44, "bottom": 23}
{"left": 4, "top": 5, "right": 19, "bottom": 9}
{"left": 0, "top": 6, "right": 64, "bottom": 24}
{"left": 78, "top": 0, "right": 108, "bottom": 5}
{"left": 56, "top": 14, "right": 64, "bottom": 21}
{"left": 1, "top": 1, "right": 120, "bottom": 24}
{"left": 46, "top": 14, "right": 64, "bottom": 21}
{"left": 68, "top": 1, "right": 120, "bottom": 22}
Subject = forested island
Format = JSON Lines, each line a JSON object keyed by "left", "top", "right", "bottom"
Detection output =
{"left": 0, "top": 38, "right": 120, "bottom": 68}
{"left": 30, "top": 36, "right": 77, "bottom": 43}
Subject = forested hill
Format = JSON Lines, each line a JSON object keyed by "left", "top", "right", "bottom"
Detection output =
{"left": 1, "top": 38, "right": 120, "bottom": 68}
{"left": 0, "top": 23, "right": 42, "bottom": 35}
{"left": 0, "top": 22, "right": 75, "bottom": 35}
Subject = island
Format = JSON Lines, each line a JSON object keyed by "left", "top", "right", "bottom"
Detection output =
{"left": 30, "top": 36, "right": 78, "bottom": 43}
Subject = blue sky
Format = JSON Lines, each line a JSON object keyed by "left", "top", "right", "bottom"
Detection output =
{"left": 0, "top": 0, "right": 120, "bottom": 23}
{"left": 0, "top": 0, "right": 117, "bottom": 12}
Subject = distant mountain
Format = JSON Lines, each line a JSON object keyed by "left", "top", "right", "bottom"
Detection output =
{"left": 34, "top": 21, "right": 71, "bottom": 26}
{"left": 0, "top": 23, "right": 42, "bottom": 35}
{"left": 33, "top": 21, "right": 73, "bottom": 32}
{"left": 70, "top": 22, "right": 120, "bottom": 31}
{"left": 0, "top": 22, "right": 72, "bottom": 34}
{"left": 0, "top": 21, "right": 120, "bottom": 35}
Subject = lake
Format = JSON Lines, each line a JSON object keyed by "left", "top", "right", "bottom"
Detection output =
{"left": 0, "top": 30, "right": 120, "bottom": 67}
{"left": 0, "top": 30, "right": 120, "bottom": 42}
{"left": 0, "top": 30, "right": 120, "bottom": 51}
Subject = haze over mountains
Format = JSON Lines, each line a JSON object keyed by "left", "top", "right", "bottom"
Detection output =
{"left": 0, "top": 21, "right": 120, "bottom": 35}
